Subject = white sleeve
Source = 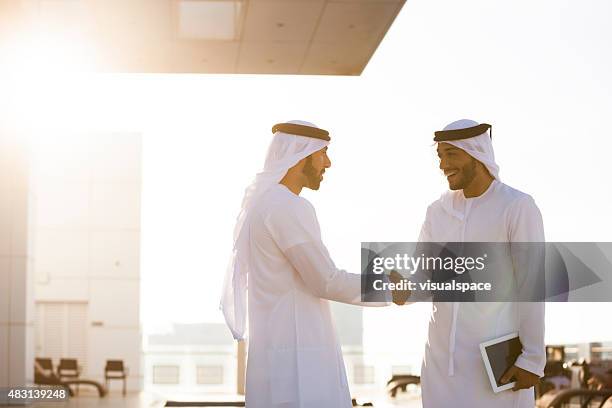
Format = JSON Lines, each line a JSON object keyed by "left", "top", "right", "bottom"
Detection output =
{"left": 285, "top": 243, "right": 389, "bottom": 306}
{"left": 509, "top": 195, "right": 546, "bottom": 377}
{"left": 265, "top": 200, "right": 389, "bottom": 306}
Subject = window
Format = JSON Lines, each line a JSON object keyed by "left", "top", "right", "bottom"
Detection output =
{"left": 196, "top": 365, "right": 224, "bottom": 385}
{"left": 153, "top": 365, "right": 180, "bottom": 384}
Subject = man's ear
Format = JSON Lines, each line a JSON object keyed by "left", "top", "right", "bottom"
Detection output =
{"left": 294, "top": 156, "right": 307, "bottom": 171}
{"left": 285, "top": 156, "right": 306, "bottom": 177}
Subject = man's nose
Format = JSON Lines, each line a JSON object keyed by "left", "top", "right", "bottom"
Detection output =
{"left": 325, "top": 157, "right": 332, "bottom": 168}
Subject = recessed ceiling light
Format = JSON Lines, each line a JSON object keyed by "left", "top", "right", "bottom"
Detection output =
{"left": 178, "top": 0, "right": 243, "bottom": 40}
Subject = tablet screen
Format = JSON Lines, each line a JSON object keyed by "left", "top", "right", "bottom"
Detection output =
{"left": 484, "top": 336, "right": 522, "bottom": 387}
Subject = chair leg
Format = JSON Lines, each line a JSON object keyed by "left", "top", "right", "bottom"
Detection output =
{"left": 122, "top": 378, "right": 126, "bottom": 396}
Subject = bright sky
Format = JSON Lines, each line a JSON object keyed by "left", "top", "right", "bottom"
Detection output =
{"left": 2, "top": 0, "right": 612, "bottom": 349}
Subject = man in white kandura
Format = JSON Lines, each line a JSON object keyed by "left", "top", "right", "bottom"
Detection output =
{"left": 220, "top": 120, "right": 395, "bottom": 408}
{"left": 401, "top": 119, "right": 546, "bottom": 408}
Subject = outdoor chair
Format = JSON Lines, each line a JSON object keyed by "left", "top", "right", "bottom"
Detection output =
{"left": 104, "top": 360, "right": 128, "bottom": 396}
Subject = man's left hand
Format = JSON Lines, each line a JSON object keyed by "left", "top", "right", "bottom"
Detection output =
{"left": 500, "top": 365, "right": 540, "bottom": 391}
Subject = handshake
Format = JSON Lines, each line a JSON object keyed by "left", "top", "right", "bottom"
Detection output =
{"left": 389, "top": 270, "right": 411, "bottom": 305}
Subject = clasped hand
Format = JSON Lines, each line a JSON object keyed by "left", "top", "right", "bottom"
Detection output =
{"left": 389, "top": 270, "right": 410, "bottom": 305}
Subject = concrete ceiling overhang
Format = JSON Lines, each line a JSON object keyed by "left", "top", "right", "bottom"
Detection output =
{"left": 0, "top": 0, "right": 406, "bottom": 75}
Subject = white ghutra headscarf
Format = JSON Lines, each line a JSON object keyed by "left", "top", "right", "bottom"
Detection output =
{"left": 439, "top": 118, "right": 500, "bottom": 180}
{"left": 220, "top": 120, "right": 329, "bottom": 340}
{"left": 435, "top": 119, "right": 501, "bottom": 221}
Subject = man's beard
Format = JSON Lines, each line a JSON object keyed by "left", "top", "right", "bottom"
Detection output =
{"left": 449, "top": 159, "right": 477, "bottom": 190}
{"left": 303, "top": 157, "right": 322, "bottom": 190}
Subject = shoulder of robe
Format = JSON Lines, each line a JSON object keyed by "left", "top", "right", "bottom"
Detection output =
{"left": 425, "top": 201, "right": 440, "bottom": 216}
{"left": 497, "top": 182, "right": 536, "bottom": 203}
{"left": 263, "top": 194, "right": 316, "bottom": 224}
{"left": 498, "top": 183, "right": 541, "bottom": 216}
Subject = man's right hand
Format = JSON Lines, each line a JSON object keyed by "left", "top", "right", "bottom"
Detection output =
{"left": 389, "top": 270, "right": 410, "bottom": 305}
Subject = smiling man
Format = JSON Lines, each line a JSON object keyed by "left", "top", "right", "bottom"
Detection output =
{"left": 220, "top": 120, "right": 393, "bottom": 408}
{"left": 415, "top": 119, "right": 546, "bottom": 408}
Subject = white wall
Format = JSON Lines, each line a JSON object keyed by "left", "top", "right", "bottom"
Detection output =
{"left": 0, "top": 133, "right": 36, "bottom": 388}
{"left": 31, "top": 132, "right": 143, "bottom": 392}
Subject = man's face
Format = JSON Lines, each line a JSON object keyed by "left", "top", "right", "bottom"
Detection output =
{"left": 437, "top": 143, "right": 478, "bottom": 190}
{"left": 303, "top": 146, "right": 331, "bottom": 190}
